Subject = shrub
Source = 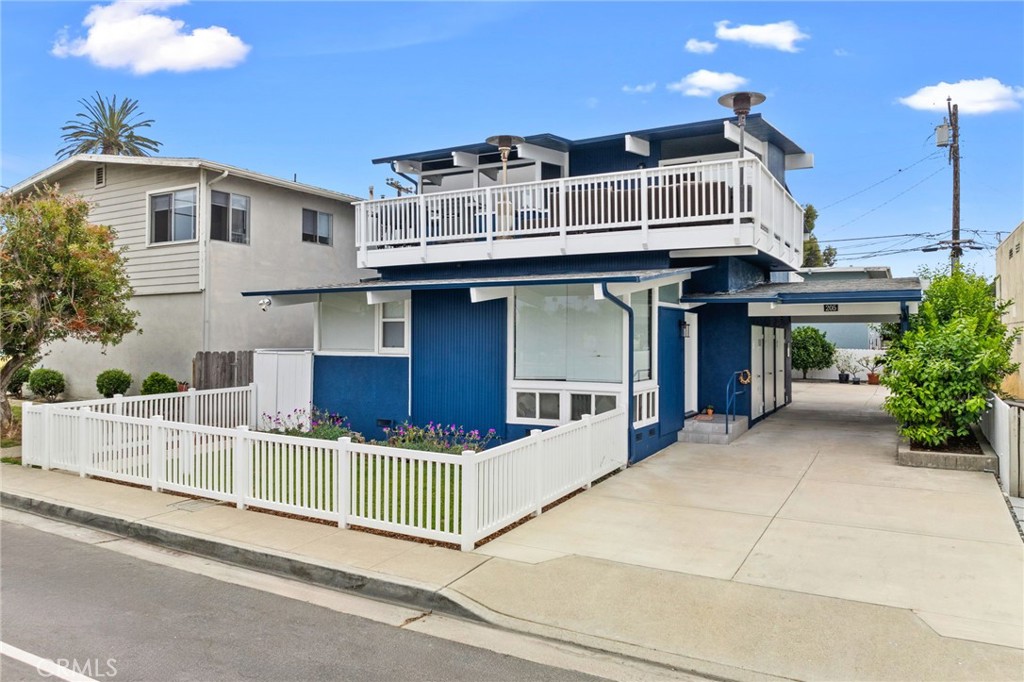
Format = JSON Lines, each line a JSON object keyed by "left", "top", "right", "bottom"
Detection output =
{"left": 96, "top": 369, "right": 132, "bottom": 398}
{"left": 791, "top": 327, "right": 837, "bottom": 379}
{"left": 8, "top": 365, "right": 33, "bottom": 397}
{"left": 28, "top": 368, "right": 65, "bottom": 401}
{"left": 377, "top": 421, "right": 497, "bottom": 454}
{"left": 140, "top": 372, "right": 178, "bottom": 395}
{"left": 835, "top": 351, "right": 858, "bottom": 377}
{"left": 882, "top": 316, "right": 1017, "bottom": 447}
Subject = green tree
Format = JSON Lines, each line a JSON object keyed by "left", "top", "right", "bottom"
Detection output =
{"left": 801, "top": 204, "right": 837, "bottom": 267}
{"left": 791, "top": 326, "right": 837, "bottom": 379}
{"left": 57, "top": 92, "right": 162, "bottom": 159}
{"left": 881, "top": 265, "right": 1019, "bottom": 446}
{"left": 0, "top": 186, "right": 139, "bottom": 434}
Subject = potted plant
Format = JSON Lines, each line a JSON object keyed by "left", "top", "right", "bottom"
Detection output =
{"left": 858, "top": 355, "right": 884, "bottom": 385}
{"left": 835, "top": 351, "right": 856, "bottom": 384}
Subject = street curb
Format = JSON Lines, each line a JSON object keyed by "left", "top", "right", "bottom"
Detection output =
{"left": 0, "top": 491, "right": 485, "bottom": 623}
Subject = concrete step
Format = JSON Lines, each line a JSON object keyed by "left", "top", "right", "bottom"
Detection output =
{"left": 677, "top": 414, "right": 748, "bottom": 445}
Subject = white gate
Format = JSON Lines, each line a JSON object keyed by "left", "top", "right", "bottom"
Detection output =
{"left": 253, "top": 350, "right": 313, "bottom": 428}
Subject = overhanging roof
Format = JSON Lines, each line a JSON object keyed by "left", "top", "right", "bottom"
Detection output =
{"left": 373, "top": 114, "right": 806, "bottom": 167}
{"left": 243, "top": 267, "right": 708, "bottom": 298}
{"left": 8, "top": 154, "right": 362, "bottom": 203}
{"left": 682, "top": 277, "right": 923, "bottom": 305}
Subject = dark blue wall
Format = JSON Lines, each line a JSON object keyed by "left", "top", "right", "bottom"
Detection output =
{"left": 696, "top": 303, "right": 752, "bottom": 417}
{"left": 411, "top": 289, "right": 508, "bottom": 439}
{"left": 568, "top": 140, "right": 663, "bottom": 176}
{"left": 313, "top": 355, "right": 409, "bottom": 440}
{"left": 687, "top": 257, "right": 767, "bottom": 294}
{"left": 767, "top": 143, "right": 786, "bottom": 186}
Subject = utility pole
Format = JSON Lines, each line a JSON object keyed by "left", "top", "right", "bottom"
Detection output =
{"left": 947, "top": 97, "right": 961, "bottom": 264}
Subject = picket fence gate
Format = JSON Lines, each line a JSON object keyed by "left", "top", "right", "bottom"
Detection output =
{"left": 21, "top": 386, "right": 627, "bottom": 550}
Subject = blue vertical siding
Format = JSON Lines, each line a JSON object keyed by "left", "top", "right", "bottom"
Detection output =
{"left": 688, "top": 257, "right": 767, "bottom": 294}
{"left": 569, "top": 140, "right": 663, "bottom": 176}
{"left": 696, "top": 303, "right": 752, "bottom": 418}
{"left": 411, "top": 289, "right": 508, "bottom": 439}
{"left": 312, "top": 355, "right": 409, "bottom": 440}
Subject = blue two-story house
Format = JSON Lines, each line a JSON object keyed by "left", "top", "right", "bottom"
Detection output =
{"left": 246, "top": 114, "right": 917, "bottom": 462}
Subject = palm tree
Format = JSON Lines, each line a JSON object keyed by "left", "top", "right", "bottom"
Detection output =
{"left": 57, "top": 92, "right": 163, "bottom": 159}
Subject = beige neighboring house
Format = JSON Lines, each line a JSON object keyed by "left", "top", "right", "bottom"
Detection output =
{"left": 995, "top": 221, "right": 1023, "bottom": 399}
{"left": 9, "top": 155, "right": 368, "bottom": 398}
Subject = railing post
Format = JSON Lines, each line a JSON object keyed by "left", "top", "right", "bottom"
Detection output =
{"left": 151, "top": 415, "right": 165, "bottom": 492}
{"left": 357, "top": 205, "right": 368, "bottom": 268}
{"left": 234, "top": 425, "right": 250, "bottom": 509}
{"left": 639, "top": 168, "right": 649, "bottom": 247}
{"left": 337, "top": 436, "right": 351, "bottom": 529}
{"left": 248, "top": 382, "right": 258, "bottom": 429}
{"left": 582, "top": 414, "right": 594, "bottom": 489}
{"left": 41, "top": 404, "right": 53, "bottom": 470}
{"left": 418, "top": 194, "right": 428, "bottom": 262}
{"left": 186, "top": 387, "right": 197, "bottom": 425}
{"left": 530, "top": 428, "right": 544, "bottom": 517}
{"left": 557, "top": 178, "right": 568, "bottom": 253}
{"left": 20, "top": 401, "right": 32, "bottom": 466}
{"left": 113, "top": 393, "right": 124, "bottom": 416}
{"left": 77, "top": 407, "right": 91, "bottom": 478}
{"left": 460, "top": 450, "right": 477, "bottom": 552}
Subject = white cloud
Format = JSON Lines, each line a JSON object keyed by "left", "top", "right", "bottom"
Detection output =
{"left": 899, "top": 78, "right": 1024, "bottom": 114}
{"left": 622, "top": 82, "right": 657, "bottom": 94}
{"left": 685, "top": 38, "right": 717, "bottom": 55}
{"left": 714, "top": 20, "right": 809, "bottom": 52}
{"left": 666, "top": 69, "right": 748, "bottom": 97}
{"left": 52, "top": 0, "right": 250, "bottom": 75}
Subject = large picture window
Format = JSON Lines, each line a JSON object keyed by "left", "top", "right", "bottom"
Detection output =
{"left": 150, "top": 188, "right": 196, "bottom": 243}
{"left": 320, "top": 293, "right": 375, "bottom": 352}
{"left": 632, "top": 289, "right": 652, "bottom": 381}
{"left": 514, "top": 285, "right": 622, "bottom": 383}
{"left": 302, "top": 208, "right": 332, "bottom": 245}
{"left": 211, "top": 191, "right": 249, "bottom": 244}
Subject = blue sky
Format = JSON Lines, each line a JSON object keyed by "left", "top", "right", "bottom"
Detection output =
{"left": 2, "top": 1, "right": 1022, "bottom": 278}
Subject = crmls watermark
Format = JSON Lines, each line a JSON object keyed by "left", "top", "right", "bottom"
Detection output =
{"left": 37, "top": 658, "right": 118, "bottom": 678}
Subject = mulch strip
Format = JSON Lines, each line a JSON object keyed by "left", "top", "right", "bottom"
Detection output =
{"left": 909, "top": 431, "right": 984, "bottom": 455}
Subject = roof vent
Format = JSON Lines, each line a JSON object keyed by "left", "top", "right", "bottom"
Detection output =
{"left": 94, "top": 165, "right": 106, "bottom": 188}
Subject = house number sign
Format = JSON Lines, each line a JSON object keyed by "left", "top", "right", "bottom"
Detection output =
{"left": 823, "top": 304, "right": 839, "bottom": 312}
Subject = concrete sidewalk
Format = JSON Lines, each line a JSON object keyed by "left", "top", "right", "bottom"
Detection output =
{"left": 3, "top": 383, "right": 1022, "bottom": 681}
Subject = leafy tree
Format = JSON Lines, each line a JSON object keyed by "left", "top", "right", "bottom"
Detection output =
{"left": 57, "top": 92, "right": 162, "bottom": 159}
{"left": 881, "top": 265, "right": 1019, "bottom": 446}
{"left": 791, "top": 326, "right": 837, "bottom": 379}
{"left": 1, "top": 186, "right": 139, "bottom": 434}
{"left": 801, "top": 204, "right": 838, "bottom": 267}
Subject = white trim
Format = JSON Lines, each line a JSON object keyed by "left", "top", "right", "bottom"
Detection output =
{"left": 723, "top": 121, "right": 767, "bottom": 158}
{"left": 470, "top": 286, "right": 514, "bottom": 303}
{"left": 624, "top": 135, "right": 650, "bottom": 157}
{"left": 366, "top": 289, "right": 411, "bottom": 305}
{"left": 658, "top": 151, "right": 738, "bottom": 167}
{"left": 377, "top": 298, "right": 410, "bottom": 355}
{"left": 146, "top": 184, "right": 200, "bottom": 247}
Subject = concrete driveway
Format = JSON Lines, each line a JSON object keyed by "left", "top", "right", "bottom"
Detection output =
{"left": 477, "top": 382, "right": 1024, "bottom": 651}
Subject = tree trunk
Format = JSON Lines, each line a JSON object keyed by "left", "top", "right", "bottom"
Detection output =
{"left": 0, "top": 396, "right": 12, "bottom": 437}
{"left": 0, "top": 355, "right": 30, "bottom": 437}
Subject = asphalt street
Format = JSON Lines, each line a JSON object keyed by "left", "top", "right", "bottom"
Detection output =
{"left": 0, "top": 521, "right": 607, "bottom": 682}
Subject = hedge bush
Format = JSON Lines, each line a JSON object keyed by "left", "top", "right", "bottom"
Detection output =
{"left": 140, "top": 372, "right": 178, "bottom": 395}
{"left": 96, "top": 369, "right": 132, "bottom": 398}
{"left": 28, "top": 368, "right": 65, "bottom": 401}
{"left": 8, "top": 365, "right": 33, "bottom": 396}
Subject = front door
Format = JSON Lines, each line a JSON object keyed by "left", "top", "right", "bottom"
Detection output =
{"left": 751, "top": 326, "right": 765, "bottom": 419}
{"left": 658, "top": 307, "right": 685, "bottom": 433}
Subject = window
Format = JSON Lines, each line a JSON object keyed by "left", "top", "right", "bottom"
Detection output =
{"left": 318, "top": 292, "right": 409, "bottom": 354}
{"left": 380, "top": 300, "right": 407, "bottom": 351}
{"left": 211, "top": 191, "right": 249, "bottom": 244}
{"left": 514, "top": 285, "right": 622, "bottom": 383}
{"left": 302, "top": 208, "right": 332, "bottom": 245}
{"left": 570, "top": 393, "right": 617, "bottom": 421}
{"left": 516, "top": 392, "right": 560, "bottom": 420}
{"left": 632, "top": 290, "right": 652, "bottom": 381}
{"left": 151, "top": 188, "right": 196, "bottom": 243}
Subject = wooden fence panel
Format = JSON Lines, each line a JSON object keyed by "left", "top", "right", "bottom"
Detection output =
{"left": 193, "top": 351, "right": 254, "bottom": 390}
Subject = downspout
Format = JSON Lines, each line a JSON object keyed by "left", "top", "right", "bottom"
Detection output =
{"left": 390, "top": 162, "right": 420, "bottom": 194}
{"left": 202, "top": 169, "right": 230, "bottom": 352}
{"left": 601, "top": 282, "right": 635, "bottom": 465}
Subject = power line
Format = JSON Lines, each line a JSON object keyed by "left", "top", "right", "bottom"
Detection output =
{"left": 818, "top": 231, "right": 942, "bottom": 244}
{"left": 822, "top": 166, "right": 947, "bottom": 232}
{"left": 818, "top": 151, "right": 944, "bottom": 211}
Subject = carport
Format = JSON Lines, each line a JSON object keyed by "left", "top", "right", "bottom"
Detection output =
{"left": 681, "top": 276, "right": 923, "bottom": 421}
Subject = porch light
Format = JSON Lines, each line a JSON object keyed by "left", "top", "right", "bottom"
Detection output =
{"left": 485, "top": 134, "right": 525, "bottom": 186}
{"left": 680, "top": 320, "right": 690, "bottom": 338}
{"left": 717, "top": 91, "right": 766, "bottom": 159}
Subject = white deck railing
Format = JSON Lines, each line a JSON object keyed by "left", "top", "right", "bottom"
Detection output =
{"left": 20, "top": 396, "right": 628, "bottom": 550}
{"left": 356, "top": 159, "right": 804, "bottom": 269}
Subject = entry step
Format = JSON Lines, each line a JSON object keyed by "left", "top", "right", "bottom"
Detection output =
{"left": 677, "top": 414, "right": 748, "bottom": 445}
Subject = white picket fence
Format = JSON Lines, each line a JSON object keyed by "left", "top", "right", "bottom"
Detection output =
{"left": 20, "top": 388, "right": 627, "bottom": 550}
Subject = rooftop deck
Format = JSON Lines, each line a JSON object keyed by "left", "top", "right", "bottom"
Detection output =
{"left": 355, "top": 158, "right": 804, "bottom": 270}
